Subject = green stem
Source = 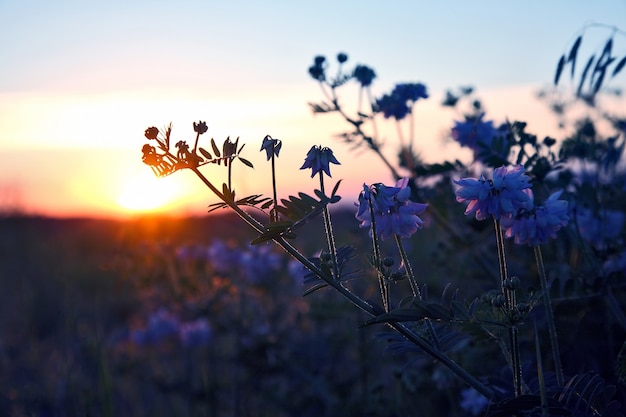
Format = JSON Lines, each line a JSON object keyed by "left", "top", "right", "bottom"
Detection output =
{"left": 189, "top": 165, "right": 496, "bottom": 402}
{"left": 534, "top": 245, "right": 564, "bottom": 386}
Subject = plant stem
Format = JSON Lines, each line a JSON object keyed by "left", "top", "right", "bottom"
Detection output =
{"left": 534, "top": 245, "right": 564, "bottom": 386}
{"left": 189, "top": 165, "right": 497, "bottom": 402}
{"left": 319, "top": 173, "right": 339, "bottom": 279}
{"left": 271, "top": 152, "right": 278, "bottom": 222}
{"left": 367, "top": 195, "right": 388, "bottom": 312}
{"left": 394, "top": 234, "right": 420, "bottom": 299}
{"left": 494, "top": 218, "right": 522, "bottom": 396}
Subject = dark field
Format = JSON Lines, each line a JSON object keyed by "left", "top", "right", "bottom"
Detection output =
{"left": 1, "top": 209, "right": 625, "bottom": 417}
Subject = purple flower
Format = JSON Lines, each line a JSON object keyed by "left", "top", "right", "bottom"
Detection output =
{"left": 353, "top": 64, "right": 376, "bottom": 87}
{"left": 179, "top": 318, "right": 212, "bottom": 348}
{"left": 132, "top": 308, "right": 181, "bottom": 346}
{"left": 308, "top": 55, "right": 326, "bottom": 81}
{"left": 239, "top": 244, "right": 283, "bottom": 284}
{"left": 376, "top": 83, "right": 429, "bottom": 120}
{"left": 260, "top": 135, "right": 282, "bottom": 160}
{"left": 300, "top": 145, "right": 340, "bottom": 177}
{"left": 193, "top": 121, "right": 208, "bottom": 135}
{"left": 501, "top": 190, "right": 569, "bottom": 246}
{"left": 454, "top": 165, "right": 532, "bottom": 221}
{"left": 451, "top": 113, "right": 509, "bottom": 161}
{"left": 356, "top": 178, "right": 428, "bottom": 240}
{"left": 576, "top": 207, "right": 624, "bottom": 249}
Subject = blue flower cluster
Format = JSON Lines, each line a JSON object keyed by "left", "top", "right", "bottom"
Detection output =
{"left": 177, "top": 240, "right": 284, "bottom": 284}
{"left": 376, "top": 83, "right": 429, "bottom": 120}
{"left": 451, "top": 113, "right": 509, "bottom": 161}
{"left": 131, "top": 308, "right": 212, "bottom": 349}
{"left": 501, "top": 190, "right": 569, "bottom": 246}
{"left": 355, "top": 178, "right": 428, "bottom": 240}
{"left": 576, "top": 207, "right": 624, "bottom": 249}
{"left": 454, "top": 165, "right": 532, "bottom": 221}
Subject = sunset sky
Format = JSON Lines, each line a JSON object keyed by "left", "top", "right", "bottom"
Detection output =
{"left": 1, "top": 0, "right": 625, "bottom": 218}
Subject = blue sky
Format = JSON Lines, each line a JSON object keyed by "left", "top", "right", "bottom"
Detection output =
{"left": 1, "top": 1, "right": 625, "bottom": 216}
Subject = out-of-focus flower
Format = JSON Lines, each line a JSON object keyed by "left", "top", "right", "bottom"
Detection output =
{"left": 240, "top": 244, "right": 283, "bottom": 284}
{"left": 145, "top": 126, "right": 159, "bottom": 140}
{"left": 353, "top": 64, "right": 376, "bottom": 87}
{"left": 336, "top": 52, "right": 348, "bottom": 63}
{"left": 308, "top": 55, "right": 326, "bottom": 81}
{"left": 451, "top": 113, "right": 509, "bottom": 162}
{"left": 603, "top": 250, "right": 626, "bottom": 274}
{"left": 376, "top": 83, "right": 429, "bottom": 120}
{"left": 356, "top": 178, "right": 428, "bottom": 240}
{"left": 501, "top": 190, "right": 569, "bottom": 246}
{"left": 179, "top": 317, "right": 212, "bottom": 348}
{"left": 459, "top": 388, "right": 489, "bottom": 416}
{"left": 206, "top": 240, "right": 242, "bottom": 276}
{"left": 260, "top": 135, "right": 282, "bottom": 160}
{"left": 193, "top": 121, "right": 208, "bottom": 135}
{"left": 455, "top": 165, "right": 532, "bottom": 221}
{"left": 300, "top": 145, "right": 341, "bottom": 177}
{"left": 132, "top": 308, "right": 181, "bottom": 346}
{"left": 576, "top": 207, "right": 624, "bottom": 249}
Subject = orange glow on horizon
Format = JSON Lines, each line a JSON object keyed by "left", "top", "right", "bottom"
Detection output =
{"left": 116, "top": 170, "right": 185, "bottom": 214}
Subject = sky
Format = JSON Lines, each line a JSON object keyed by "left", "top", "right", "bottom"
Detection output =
{"left": 1, "top": 0, "right": 625, "bottom": 218}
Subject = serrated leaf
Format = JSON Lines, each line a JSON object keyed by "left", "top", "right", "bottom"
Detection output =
{"left": 211, "top": 138, "right": 221, "bottom": 157}
{"left": 199, "top": 147, "right": 213, "bottom": 160}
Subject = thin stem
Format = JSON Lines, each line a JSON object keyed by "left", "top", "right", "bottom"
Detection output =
{"left": 319, "top": 173, "right": 339, "bottom": 279}
{"left": 534, "top": 245, "right": 564, "bottom": 386}
{"left": 494, "top": 218, "right": 522, "bottom": 396}
{"left": 368, "top": 196, "right": 388, "bottom": 312}
{"left": 395, "top": 234, "right": 440, "bottom": 350}
{"left": 271, "top": 152, "right": 278, "bottom": 222}
{"left": 394, "top": 234, "right": 420, "bottom": 299}
{"left": 188, "top": 165, "right": 496, "bottom": 401}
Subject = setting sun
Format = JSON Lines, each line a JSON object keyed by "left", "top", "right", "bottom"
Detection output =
{"left": 117, "top": 170, "right": 182, "bottom": 213}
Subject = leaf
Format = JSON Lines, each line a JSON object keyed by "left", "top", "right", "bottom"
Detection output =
{"left": 591, "top": 38, "right": 615, "bottom": 94}
{"left": 238, "top": 157, "right": 254, "bottom": 168}
{"left": 568, "top": 35, "right": 582, "bottom": 78}
{"left": 198, "top": 147, "right": 213, "bottom": 160}
{"left": 211, "top": 138, "right": 221, "bottom": 157}
{"left": 616, "top": 339, "right": 626, "bottom": 384}
{"left": 577, "top": 54, "right": 595, "bottom": 97}
{"left": 554, "top": 55, "right": 565, "bottom": 85}
{"left": 612, "top": 55, "right": 626, "bottom": 78}
{"left": 331, "top": 179, "right": 342, "bottom": 196}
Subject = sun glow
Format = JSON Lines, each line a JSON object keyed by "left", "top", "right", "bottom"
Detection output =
{"left": 117, "top": 170, "right": 183, "bottom": 213}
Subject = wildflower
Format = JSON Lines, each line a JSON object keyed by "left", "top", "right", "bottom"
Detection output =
{"left": 501, "top": 190, "right": 569, "bottom": 246}
{"left": 356, "top": 178, "right": 428, "bottom": 240}
{"left": 451, "top": 113, "right": 509, "bottom": 161}
{"left": 454, "top": 165, "right": 532, "bottom": 221}
{"left": 353, "top": 64, "right": 376, "bottom": 87}
{"left": 459, "top": 388, "right": 489, "bottom": 416}
{"left": 308, "top": 55, "right": 326, "bottom": 81}
{"left": 300, "top": 145, "right": 341, "bottom": 177}
{"left": 376, "top": 82, "right": 429, "bottom": 120}
{"left": 179, "top": 318, "right": 212, "bottom": 348}
{"left": 576, "top": 207, "right": 624, "bottom": 249}
{"left": 603, "top": 250, "right": 626, "bottom": 274}
{"left": 337, "top": 52, "right": 348, "bottom": 63}
{"left": 132, "top": 308, "right": 181, "bottom": 346}
{"left": 145, "top": 126, "right": 159, "bottom": 140}
{"left": 260, "top": 135, "right": 282, "bottom": 160}
{"left": 193, "top": 121, "right": 208, "bottom": 135}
